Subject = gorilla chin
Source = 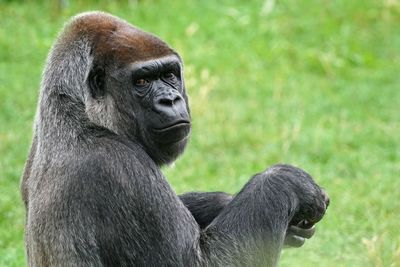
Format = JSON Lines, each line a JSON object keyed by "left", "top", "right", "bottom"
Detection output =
{"left": 151, "top": 120, "right": 191, "bottom": 144}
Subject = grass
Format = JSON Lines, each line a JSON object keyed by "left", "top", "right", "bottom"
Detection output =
{"left": 0, "top": 0, "right": 399, "bottom": 266}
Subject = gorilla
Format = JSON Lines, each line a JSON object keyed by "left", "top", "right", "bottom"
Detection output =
{"left": 21, "top": 12, "right": 329, "bottom": 267}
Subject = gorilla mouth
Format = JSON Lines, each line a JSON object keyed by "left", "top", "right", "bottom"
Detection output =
{"left": 153, "top": 120, "right": 191, "bottom": 132}
{"left": 151, "top": 120, "right": 191, "bottom": 144}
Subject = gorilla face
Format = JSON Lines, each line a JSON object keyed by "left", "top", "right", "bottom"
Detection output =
{"left": 88, "top": 54, "right": 191, "bottom": 165}
{"left": 130, "top": 55, "right": 192, "bottom": 163}
{"left": 130, "top": 55, "right": 191, "bottom": 145}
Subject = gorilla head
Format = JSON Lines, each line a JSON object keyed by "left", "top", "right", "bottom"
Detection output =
{"left": 46, "top": 12, "right": 191, "bottom": 165}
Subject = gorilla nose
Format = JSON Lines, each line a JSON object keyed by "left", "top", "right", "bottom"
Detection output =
{"left": 155, "top": 94, "right": 182, "bottom": 108}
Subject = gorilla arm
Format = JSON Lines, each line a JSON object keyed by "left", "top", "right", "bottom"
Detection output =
{"left": 179, "top": 191, "right": 318, "bottom": 248}
{"left": 195, "top": 165, "right": 328, "bottom": 266}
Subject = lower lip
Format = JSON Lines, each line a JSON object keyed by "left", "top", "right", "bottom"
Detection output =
{"left": 151, "top": 122, "right": 191, "bottom": 144}
{"left": 153, "top": 122, "right": 191, "bottom": 132}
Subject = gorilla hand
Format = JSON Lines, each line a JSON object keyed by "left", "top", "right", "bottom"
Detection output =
{"left": 266, "top": 165, "right": 329, "bottom": 248}
{"left": 284, "top": 221, "right": 316, "bottom": 247}
{"left": 287, "top": 187, "right": 329, "bottom": 247}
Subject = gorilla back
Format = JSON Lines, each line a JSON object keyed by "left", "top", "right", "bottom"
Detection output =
{"left": 22, "top": 12, "right": 329, "bottom": 267}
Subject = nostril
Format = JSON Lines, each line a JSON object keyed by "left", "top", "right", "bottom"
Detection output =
{"left": 172, "top": 95, "right": 182, "bottom": 104}
{"left": 157, "top": 95, "right": 182, "bottom": 107}
{"left": 158, "top": 98, "right": 173, "bottom": 107}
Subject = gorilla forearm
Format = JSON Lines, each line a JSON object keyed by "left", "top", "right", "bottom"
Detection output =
{"left": 199, "top": 174, "right": 294, "bottom": 266}
{"left": 198, "top": 165, "right": 328, "bottom": 266}
{"left": 180, "top": 191, "right": 320, "bottom": 249}
{"left": 178, "top": 176, "right": 294, "bottom": 266}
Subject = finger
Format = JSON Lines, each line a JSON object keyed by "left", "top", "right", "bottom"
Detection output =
{"left": 298, "top": 219, "right": 315, "bottom": 229}
{"left": 289, "top": 225, "right": 316, "bottom": 239}
{"left": 284, "top": 234, "right": 305, "bottom": 248}
{"left": 322, "top": 190, "right": 330, "bottom": 209}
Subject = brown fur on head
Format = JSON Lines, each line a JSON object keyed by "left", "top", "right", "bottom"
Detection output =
{"left": 62, "top": 11, "right": 176, "bottom": 64}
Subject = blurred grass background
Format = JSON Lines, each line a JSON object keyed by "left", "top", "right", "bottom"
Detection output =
{"left": 0, "top": 0, "right": 399, "bottom": 266}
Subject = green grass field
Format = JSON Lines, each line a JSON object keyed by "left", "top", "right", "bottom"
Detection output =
{"left": 0, "top": 0, "right": 399, "bottom": 266}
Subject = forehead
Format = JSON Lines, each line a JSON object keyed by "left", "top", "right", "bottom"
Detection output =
{"left": 130, "top": 55, "right": 181, "bottom": 72}
{"left": 67, "top": 12, "right": 176, "bottom": 64}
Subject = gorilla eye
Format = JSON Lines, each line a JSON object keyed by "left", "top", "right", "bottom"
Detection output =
{"left": 163, "top": 72, "right": 176, "bottom": 80}
{"left": 134, "top": 78, "right": 149, "bottom": 86}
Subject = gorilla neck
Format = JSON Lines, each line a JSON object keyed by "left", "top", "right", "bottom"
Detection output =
{"left": 140, "top": 137, "right": 188, "bottom": 166}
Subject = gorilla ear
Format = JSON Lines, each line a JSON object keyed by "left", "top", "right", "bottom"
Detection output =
{"left": 88, "top": 66, "right": 105, "bottom": 99}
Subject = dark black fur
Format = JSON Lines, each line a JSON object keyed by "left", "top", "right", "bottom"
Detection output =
{"left": 21, "top": 12, "right": 329, "bottom": 267}
{"left": 179, "top": 192, "right": 234, "bottom": 229}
